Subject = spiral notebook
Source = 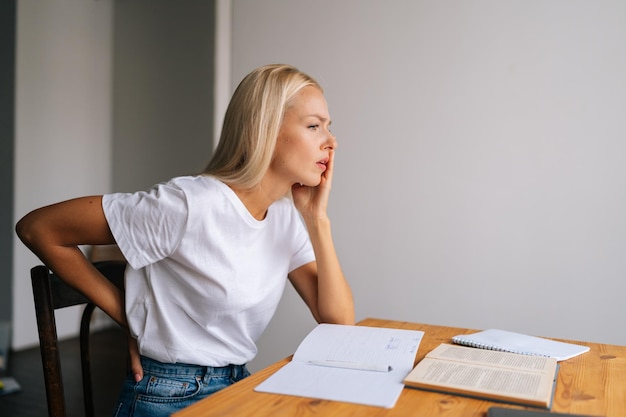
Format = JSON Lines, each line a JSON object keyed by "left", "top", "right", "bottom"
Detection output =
{"left": 451, "top": 329, "right": 589, "bottom": 361}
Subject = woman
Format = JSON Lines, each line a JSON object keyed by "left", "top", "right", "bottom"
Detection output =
{"left": 16, "top": 64, "right": 354, "bottom": 416}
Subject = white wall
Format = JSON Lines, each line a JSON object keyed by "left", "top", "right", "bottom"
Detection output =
{"left": 12, "top": 0, "right": 216, "bottom": 350}
{"left": 111, "top": 0, "right": 215, "bottom": 192}
{"left": 232, "top": 0, "right": 626, "bottom": 372}
{"left": 13, "top": 0, "right": 114, "bottom": 349}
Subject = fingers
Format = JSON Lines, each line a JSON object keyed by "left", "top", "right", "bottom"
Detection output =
{"left": 321, "top": 150, "right": 335, "bottom": 187}
{"left": 293, "top": 149, "right": 336, "bottom": 216}
{"left": 327, "top": 150, "right": 335, "bottom": 175}
{"left": 128, "top": 336, "right": 144, "bottom": 382}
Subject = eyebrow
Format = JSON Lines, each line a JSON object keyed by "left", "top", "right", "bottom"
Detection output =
{"left": 303, "top": 114, "right": 332, "bottom": 126}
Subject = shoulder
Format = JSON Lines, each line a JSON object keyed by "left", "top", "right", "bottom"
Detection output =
{"left": 126, "top": 175, "right": 221, "bottom": 204}
{"left": 102, "top": 176, "right": 211, "bottom": 220}
{"left": 167, "top": 176, "right": 236, "bottom": 213}
{"left": 168, "top": 174, "right": 216, "bottom": 188}
{"left": 268, "top": 196, "right": 302, "bottom": 226}
{"left": 167, "top": 175, "right": 226, "bottom": 197}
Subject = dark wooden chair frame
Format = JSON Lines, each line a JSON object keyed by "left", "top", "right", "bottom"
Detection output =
{"left": 30, "top": 260, "right": 126, "bottom": 417}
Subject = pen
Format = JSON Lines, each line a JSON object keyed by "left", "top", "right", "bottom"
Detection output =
{"left": 307, "top": 360, "right": 392, "bottom": 372}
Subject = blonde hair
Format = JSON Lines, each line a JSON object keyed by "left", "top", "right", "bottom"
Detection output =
{"left": 203, "top": 64, "right": 322, "bottom": 189}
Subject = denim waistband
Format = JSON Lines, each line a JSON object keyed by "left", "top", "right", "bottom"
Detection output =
{"left": 140, "top": 355, "right": 248, "bottom": 379}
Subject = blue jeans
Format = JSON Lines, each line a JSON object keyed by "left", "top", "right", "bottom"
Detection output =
{"left": 112, "top": 356, "right": 250, "bottom": 417}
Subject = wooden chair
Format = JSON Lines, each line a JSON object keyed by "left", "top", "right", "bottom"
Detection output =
{"left": 30, "top": 260, "right": 126, "bottom": 417}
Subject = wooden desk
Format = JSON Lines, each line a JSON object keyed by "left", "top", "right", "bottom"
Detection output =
{"left": 173, "top": 318, "right": 626, "bottom": 417}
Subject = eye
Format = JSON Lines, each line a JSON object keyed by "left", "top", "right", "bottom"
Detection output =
{"left": 308, "top": 124, "right": 320, "bottom": 131}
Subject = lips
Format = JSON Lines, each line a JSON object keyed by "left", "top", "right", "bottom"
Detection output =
{"left": 316, "top": 158, "right": 329, "bottom": 170}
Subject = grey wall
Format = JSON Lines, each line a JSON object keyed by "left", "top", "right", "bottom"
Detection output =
{"left": 112, "top": 1, "right": 215, "bottom": 192}
{"left": 231, "top": 0, "right": 626, "bottom": 372}
{"left": 12, "top": 0, "right": 216, "bottom": 349}
{"left": 13, "top": 0, "right": 115, "bottom": 349}
{"left": 0, "top": 0, "right": 16, "bottom": 325}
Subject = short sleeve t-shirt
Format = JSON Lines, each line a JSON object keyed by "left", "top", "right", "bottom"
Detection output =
{"left": 102, "top": 175, "right": 314, "bottom": 366}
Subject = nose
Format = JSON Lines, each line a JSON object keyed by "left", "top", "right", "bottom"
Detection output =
{"left": 324, "top": 130, "right": 337, "bottom": 150}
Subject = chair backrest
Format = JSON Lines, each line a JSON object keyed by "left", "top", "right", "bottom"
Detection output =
{"left": 30, "top": 260, "right": 126, "bottom": 417}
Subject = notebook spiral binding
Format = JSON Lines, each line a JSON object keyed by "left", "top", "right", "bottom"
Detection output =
{"left": 451, "top": 336, "right": 551, "bottom": 358}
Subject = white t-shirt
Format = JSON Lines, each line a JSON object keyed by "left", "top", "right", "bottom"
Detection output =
{"left": 102, "top": 175, "right": 315, "bottom": 366}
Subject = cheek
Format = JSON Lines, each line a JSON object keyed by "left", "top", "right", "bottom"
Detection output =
{"left": 274, "top": 137, "right": 299, "bottom": 163}
{"left": 270, "top": 147, "right": 292, "bottom": 170}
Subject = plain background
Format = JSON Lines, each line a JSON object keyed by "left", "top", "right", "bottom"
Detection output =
{"left": 10, "top": 1, "right": 626, "bottom": 376}
{"left": 230, "top": 0, "right": 626, "bottom": 371}
{"left": 11, "top": 0, "right": 216, "bottom": 348}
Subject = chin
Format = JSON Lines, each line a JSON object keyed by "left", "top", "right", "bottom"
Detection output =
{"left": 308, "top": 177, "right": 322, "bottom": 187}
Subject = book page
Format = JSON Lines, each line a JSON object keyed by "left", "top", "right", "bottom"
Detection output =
{"left": 410, "top": 358, "right": 553, "bottom": 398}
{"left": 428, "top": 344, "right": 555, "bottom": 371}
{"left": 256, "top": 324, "right": 424, "bottom": 408}
{"left": 404, "top": 344, "right": 558, "bottom": 408}
{"left": 292, "top": 323, "right": 420, "bottom": 368}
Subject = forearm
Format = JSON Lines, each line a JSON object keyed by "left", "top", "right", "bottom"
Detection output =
{"left": 305, "top": 216, "right": 355, "bottom": 325}
{"left": 37, "top": 245, "right": 128, "bottom": 328}
{"left": 16, "top": 198, "right": 128, "bottom": 328}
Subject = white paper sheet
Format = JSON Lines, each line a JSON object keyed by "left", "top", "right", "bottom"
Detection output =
{"left": 254, "top": 324, "right": 424, "bottom": 408}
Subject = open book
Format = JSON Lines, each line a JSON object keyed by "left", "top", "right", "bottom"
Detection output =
{"left": 403, "top": 343, "right": 558, "bottom": 409}
{"left": 255, "top": 323, "right": 424, "bottom": 408}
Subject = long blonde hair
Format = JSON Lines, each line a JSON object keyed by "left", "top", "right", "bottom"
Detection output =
{"left": 203, "top": 64, "right": 322, "bottom": 189}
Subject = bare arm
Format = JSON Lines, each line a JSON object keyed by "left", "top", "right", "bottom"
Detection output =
{"left": 290, "top": 150, "right": 355, "bottom": 324}
{"left": 288, "top": 221, "right": 355, "bottom": 325}
{"left": 15, "top": 196, "right": 127, "bottom": 328}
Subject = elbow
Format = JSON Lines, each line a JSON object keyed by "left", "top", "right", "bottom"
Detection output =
{"left": 15, "top": 211, "right": 42, "bottom": 250}
{"left": 15, "top": 216, "right": 31, "bottom": 244}
{"left": 319, "top": 316, "right": 356, "bottom": 326}
{"left": 317, "top": 309, "right": 356, "bottom": 326}
{"left": 315, "top": 293, "right": 356, "bottom": 325}
{"left": 340, "top": 312, "right": 356, "bottom": 326}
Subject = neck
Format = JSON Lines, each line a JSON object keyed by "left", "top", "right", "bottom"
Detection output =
{"left": 230, "top": 175, "right": 290, "bottom": 221}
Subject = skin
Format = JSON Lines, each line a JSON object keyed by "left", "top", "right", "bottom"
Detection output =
{"left": 15, "top": 85, "right": 354, "bottom": 382}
